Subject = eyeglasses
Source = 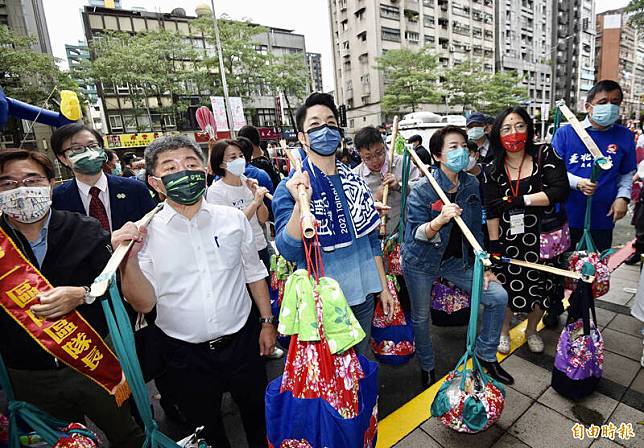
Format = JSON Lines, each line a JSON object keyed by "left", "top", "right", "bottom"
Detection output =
{"left": 63, "top": 143, "right": 101, "bottom": 158}
{"left": 0, "top": 176, "right": 49, "bottom": 192}
{"left": 500, "top": 123, "right": 528, "bottom": 135}
{"left": 361, "top": 150, "right": 386, "bottom": 164}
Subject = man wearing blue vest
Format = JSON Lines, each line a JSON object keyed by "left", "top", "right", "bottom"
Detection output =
{"left": 552, "top": 80, "right": 636, "bottom": 253}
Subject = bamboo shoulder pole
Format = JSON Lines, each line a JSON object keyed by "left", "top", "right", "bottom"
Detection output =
{"left": 556, "top": 101, "right": 612, "bottom": 170}
{"left": 406, "top": 147, "right": 492, "bottom": 267}
{"left": 91, "top": 203, "right": 164, "bottom": 297}
{"left": 282, "top": 141, "right": 316, "bottom": 239}
{"left": 380, "top": 115, "right": 399, "bottom": 237}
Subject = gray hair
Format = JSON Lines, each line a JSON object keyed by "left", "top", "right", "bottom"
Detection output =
{"left": 144, "top": 134, "right": 205, "bottom": 175}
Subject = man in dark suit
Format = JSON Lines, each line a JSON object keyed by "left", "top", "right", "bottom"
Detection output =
{"left": 50, "top": 123, "right": 155, "bottom": 232}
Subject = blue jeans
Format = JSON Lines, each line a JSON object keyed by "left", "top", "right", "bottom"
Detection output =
{"left": 350, "top": 294, "right": 375, "bottom": 355}
{"left": 403, "top": 257, "right": 508, "bottom": 371}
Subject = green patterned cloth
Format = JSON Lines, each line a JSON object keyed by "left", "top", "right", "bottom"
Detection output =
{"left": 278, "top": 269, "right": 365, "bottom": 354}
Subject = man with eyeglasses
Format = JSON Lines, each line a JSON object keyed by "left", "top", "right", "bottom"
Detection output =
{"left": 353, "top": 125, "right": 418, "bottom": 235}
{"left": 0, "top": 149, "right": 144, "bottom": 446}
{"left": 50, "top": 123, "right": 155, "bottom": 233}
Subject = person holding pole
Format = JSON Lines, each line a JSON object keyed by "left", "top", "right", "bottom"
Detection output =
{"left": 272, "top": 93, "right": 395, "bottom": 355}
{"left": 352, "top": 125, "right": 418, "bottom": 236}
{"left": 481, "top": 107, "right": 569, "bottom": 354}
{"left": 401, "top": 125, "right": 513, "bottom": 388}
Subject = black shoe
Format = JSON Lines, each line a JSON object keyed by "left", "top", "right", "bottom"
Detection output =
{"left": 477, "top": 357, "right": 514, "bottom": 385}
{"left": 624, "top": 251, "right": 642, "bottom": 265}
{"left": 421, "top": 369, "right": 436, "bottom": 388}
{"left": 542, "top": 311, "right": 560, "bottom": 329}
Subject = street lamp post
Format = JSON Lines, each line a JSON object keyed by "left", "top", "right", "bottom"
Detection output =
{"left": 210, "top": 0, "right": 235, "bottom": 137}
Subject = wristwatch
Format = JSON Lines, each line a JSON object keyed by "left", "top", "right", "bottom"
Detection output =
{"left": 82, "top": 286, "right": 97, "bottom": 305}
{"left": 259, "top": 316, "right": 276, "bottom": 325}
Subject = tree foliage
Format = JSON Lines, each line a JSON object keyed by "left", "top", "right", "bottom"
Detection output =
{"left": 376, "top": 47, "right": 441, "bottom": 114}
{"left": 626, "top": 0, "right": 644, "bottom": 30}
{"left": 376, "top": 48, "right": 527, "bottom": 116}
{"left": 0, "top": 25, "right": 78, "bottom": 105}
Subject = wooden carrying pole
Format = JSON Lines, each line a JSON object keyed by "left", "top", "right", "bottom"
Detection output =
{"left": 406, "top": 147, "right": 492, "bottom": 267}
{"left": 91, "top": 203, "right": 164, "bottom": 297}
{"left": 556, "top": 101, "right": 612, "bottom": 170}
{"left": 496, "top": 256, "right": 594, "bottom": 282}
{"left": 281, "top": 140, "right": 316, "bottom": 239}
{"left": 379, "top": 115, "right": 399, "bottom": 237}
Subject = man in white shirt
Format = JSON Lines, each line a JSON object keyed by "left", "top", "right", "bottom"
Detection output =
{"left": 112, "top": 135, "right": 276, "bottom": 448}
{"left": 353, "top": 125, "right": 418, "bottom": 235}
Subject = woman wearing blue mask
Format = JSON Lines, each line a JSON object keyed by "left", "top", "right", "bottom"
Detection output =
{"left": 401, "top": 125, "right": 513, "bottom": 388}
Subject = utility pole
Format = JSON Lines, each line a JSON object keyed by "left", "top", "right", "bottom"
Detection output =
{"left": 210, "top": 0, "right": 235, "bottom": 137}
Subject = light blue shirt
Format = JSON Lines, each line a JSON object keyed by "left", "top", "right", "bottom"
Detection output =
{"left": 29, "top": 211, "right": 51, "bottom": 267}
{"left": 273, "top": 174, "right": 383, "bottom": 306}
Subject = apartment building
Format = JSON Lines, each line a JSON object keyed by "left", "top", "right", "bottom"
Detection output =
{"left": 596, "top": 9, "right": 644, "bottom": 121}
{"left": 495, "top": 0, "right": 552, "bottom": 119}
{"left": 329, "top": 0, "right": 495, "bottom": 134}
{"left": 82, "top": 4, "right": 309, "bottom": 148}
{"left": 307, "top": 52, "right": 324, "bottom": 92}
{"left": 552, "top": 0, "right": 596, "bottom": 113}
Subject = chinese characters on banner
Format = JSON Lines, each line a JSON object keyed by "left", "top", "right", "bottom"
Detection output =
{"left": 210, "top": 96, "right": 247, "bottom": 131}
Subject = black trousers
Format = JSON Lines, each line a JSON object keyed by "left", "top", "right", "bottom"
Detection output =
{"left": 163, "top": 313, "right": 268, "bottom": 448}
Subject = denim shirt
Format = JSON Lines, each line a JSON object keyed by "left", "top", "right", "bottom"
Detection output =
{"left": 272, "top": 174, "right": 383, "bottom": 306}
{"left": 401, "top": 168, "right": 483, "bottom": 275}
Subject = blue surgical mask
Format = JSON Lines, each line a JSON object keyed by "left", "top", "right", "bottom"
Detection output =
{"left": 306, "top": 124, "right": 342, "bottom": 156}
{"left": 591, "top": 104, "right": 620, "bottom": 127}
{"left": 444, "top": 146, "right": 470, "bottom": 173}
{"left": 467, "top": 127, "right": 485, "bottom": 141}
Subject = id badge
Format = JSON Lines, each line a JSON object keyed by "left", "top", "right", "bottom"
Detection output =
{"left": 509, "top": 209, "right": 525, "bottom": 235}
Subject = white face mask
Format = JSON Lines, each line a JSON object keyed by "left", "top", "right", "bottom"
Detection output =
{"left": 466, "top": 155, "right": 477, "bottom": 171}
{"left": 0, "top": 186, "right": 51, "bottom": 223}
{"left": 226, "top": 158, "right": 246, "bottom": 177}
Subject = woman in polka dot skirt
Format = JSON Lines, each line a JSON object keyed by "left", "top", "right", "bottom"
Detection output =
{"left": 481, "top": 107, "right": 569, "bottom": 354}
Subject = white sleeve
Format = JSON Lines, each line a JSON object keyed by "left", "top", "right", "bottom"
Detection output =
{"left": 137, "top": 240, "right": 158, "bottom": 298}
{"left": 240, "top": 214, "right": 268, "bottom": 283}
{"left": 205, "top": 184, "right": 229, "bottom": 206}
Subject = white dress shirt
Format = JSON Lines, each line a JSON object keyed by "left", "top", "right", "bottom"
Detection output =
{"left": 138, "top": 200, "right": 268, "bottom": 343}
{"left": 75, "top": 172, "right": 112, "bottom": 231}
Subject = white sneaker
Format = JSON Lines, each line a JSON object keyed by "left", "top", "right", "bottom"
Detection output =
{"left": 640, "top": 340, "right": 644, "bottom": 369}
{"left": 266, "top": 346, "right": 284, "bottom": 359}
{"left": 526, "top": 333, "right": 544, "bottom": 353}
{"left": 498, "top": 335, "right": 511, "bottom": 354}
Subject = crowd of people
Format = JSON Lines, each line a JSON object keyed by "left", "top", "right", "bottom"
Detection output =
{"left": 0, "top": 78, "right": 640, "bottom": 447}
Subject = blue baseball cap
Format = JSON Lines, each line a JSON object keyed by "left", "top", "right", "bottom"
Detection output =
{"left": 466, "top": 112, "right": 488, "bottom": 127}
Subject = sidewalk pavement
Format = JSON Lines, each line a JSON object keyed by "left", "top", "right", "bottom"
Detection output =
{"left": 394, "top": 262, "right": 643, "bottom": 448}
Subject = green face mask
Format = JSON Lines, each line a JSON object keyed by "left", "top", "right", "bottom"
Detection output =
{"left": 161, "top": 169, "right": 206, "bottom": 205}
{"left": 69, "top": 147, "right": 108, "bottom": 175}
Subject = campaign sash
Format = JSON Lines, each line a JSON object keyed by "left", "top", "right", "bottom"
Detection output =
{"left": 0, "top": 226, "right": 130, "bottom": 406}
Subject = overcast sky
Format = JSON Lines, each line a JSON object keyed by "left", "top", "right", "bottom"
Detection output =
{"left": 43, "top": 0, "right": 630, "bottom": 93}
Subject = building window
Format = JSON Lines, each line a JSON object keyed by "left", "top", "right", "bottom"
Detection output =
{"left": 116, "top": 84, "right": 129, "bottom": 95}
{"left": 118, "top": 16, "right": 132, "bottom": 32}
{"left": 108, "top": 115, "right": 123, "bottom": 132}
{"left": 381, "top": 27, "right": 401, "bottom": 42}
{"left": 355, "top": 7, "right": 366, "bottom": 20}
{"left": 357, "top": 31, "right": 367, "bottom": 42}
{"left": 423, "top": 0, "right": 434, "bottom": 8}
{"left": 88, "top": 14, "right": 103, "bottom": 30}
{"left": 163, "top": 114, "right": 176, "bottom": 129}
{"left": 405, "top": 31, "right": 420, "bottom": 43}
{"left": 122, "top": 114, "right": 136, "bottom": 132}
{"left": 424, "top": 35, "right": 435, "bottom": 45}
{"left": 255, "top": 108, "right": 276, "bottom": 127}
{"left": 424, "top": 15, "right": 435, "bottom": 27}
{"left": 136, "top": 115, "right": 151, "bottom": 131}
{"left": 341, "top": 19, "right": 348, "bottom": 32}
{"left": 380, "top": 4, "right": 400, "bottom": 20}
{"left": 404, "top": 9, "right": 419, "bottom": 22}
{"left": 104, "top": 15, "right": 118, "bottom": 30}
